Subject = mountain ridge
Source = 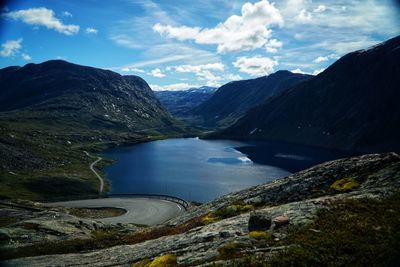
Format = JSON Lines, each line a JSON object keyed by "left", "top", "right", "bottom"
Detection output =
{"left": 210, "top": 35, "right": 400, "bottom": 153}
{"left": 189, "top": 70, "right": 312, "bottom": 128}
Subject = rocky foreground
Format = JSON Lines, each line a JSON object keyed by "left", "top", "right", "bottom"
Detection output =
{"left": 2, "top": 153, "right": 400, "bottom": 266}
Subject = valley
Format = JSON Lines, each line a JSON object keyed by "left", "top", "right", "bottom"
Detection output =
{"left": 0, "top": 3, "right": 399, "bottom": 264}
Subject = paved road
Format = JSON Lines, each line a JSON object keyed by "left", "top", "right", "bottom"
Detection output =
{"left": 83, "top": 151, "right": 104, "bottom": 193}
{"left": 46, "top": 197, "right": 185, "bottom": 225}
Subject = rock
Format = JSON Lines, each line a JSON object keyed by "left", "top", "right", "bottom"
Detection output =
{"left": 248, "top": 212, "right": 271, "bottom": 232}
{"left": 273, "top": 214, "right": 290, "bottom": 228}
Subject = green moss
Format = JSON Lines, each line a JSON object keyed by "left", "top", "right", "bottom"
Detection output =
{"left": 330, "top": 177, "right": 360, "bottom": 192}
{"left": 249, "top": 231, "right": 271, "bottom": 241}
{"left": 213, "top": 203, "right": 254, "bottom": 219}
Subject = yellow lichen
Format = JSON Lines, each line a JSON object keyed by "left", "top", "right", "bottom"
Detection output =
{"left": 149, "top": 254, "right": 177, "bottom": 267}
{"left": 201, "top": 214, "right": 221, "bottom": 225}
{"left": 249, "top": 231, "right": 271, "bottom": 241}
{"left": 330, "top": 178, "right": 360, "bottom": 191}
{"left": 131, "top": 258, "right": 152, "bottom": 267}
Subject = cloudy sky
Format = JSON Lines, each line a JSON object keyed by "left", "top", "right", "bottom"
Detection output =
{"left": 1, "top": 0, "right": 399, "bottom": 90}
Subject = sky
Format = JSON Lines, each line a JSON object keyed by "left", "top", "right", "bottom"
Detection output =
{"left": 0, "top": 0, "right": 399, "bottom": 91}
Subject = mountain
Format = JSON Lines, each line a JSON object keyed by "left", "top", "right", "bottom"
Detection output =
{"left": 212, "top": 35, "right": 400, "bottom": 153}
{"left": 154, "top": 86, "right": 217, "bottom": 116}
{"left": 189, "top": 71, "right": 312, "bottom": 128}
{"left": 0, "top": 60, "right": 191, "bottom": 200}
{"left": 0, "top": 60, "right": 181, "bottom": 131}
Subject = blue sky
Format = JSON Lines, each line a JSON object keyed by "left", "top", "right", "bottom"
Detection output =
{"left": 1, "top": 0, "right": 399, "bottom": 90}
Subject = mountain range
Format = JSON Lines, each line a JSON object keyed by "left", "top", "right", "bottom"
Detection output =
{"left": 154, "top": 86, "right": 216, "bottom": 116}
{"left": 188, "top": 71, "right": 312, "bottom": 128}
{"left": 210, "top": 35, "right": 400, "bottom": 153}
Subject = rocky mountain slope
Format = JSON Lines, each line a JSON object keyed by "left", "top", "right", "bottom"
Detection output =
{"left": 155, "top": 86, "right": 216, "bottom": 116}
{"left": 0, "top": 60, "right": 192, "bottom": 200}
{"left": 189, "top": 71, "right": 312, "bottom": 128}
{"left": 211, "top": 35, "right": 400, "bottom": 153}
{"left": 2, "top": 153, "right": 400, "bottom": 266}
{"left": 0, "top": 60, "right": 180, "bottom": 131}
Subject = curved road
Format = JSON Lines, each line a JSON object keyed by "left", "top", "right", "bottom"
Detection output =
{"left": 83, "top": 151, "right": 104, "bottom": 193}
{"left": 46, "top": 197, "right": 185, "bottom": 225}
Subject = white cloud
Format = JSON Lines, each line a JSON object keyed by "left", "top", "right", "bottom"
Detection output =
{"left": 291, "top": 68, "right": 324, "bottom": 75}
{"left": 0, "top": 38, "right": 22, "bottom": 57}
{"left": 226, "top": 73, "right": 242, "bottom": 81}
{"left": 297, "top": 9, "right": 312, "bottom": 23}
{"left": 5, "top": 7, "right": 79, "bottom": 35}
{"left": 109, "top": 34, "right": 142, "bottom": 49}
{"left": 150, "top": 83, "right": 199, "bottom": 91}
{"left": 195, "top": 70, "right": 222, "bottom": 87}
{"left": 62, "top": 11, "right": 72, "bottom": 17}
{"left": 85, "top": 27, "right": 98, "bottom": 34}
{"left": 313, "top": 53, "right": 338, "bottom": 63}
{"left": 313, "top": 5, "right": 326, "bottom": 13}
{"left": 149, "top": 68, "right": 166, "bottom": 78}
{"left": 313, "top": 68, "right": 325, "bottom": 75}
{"left": 313, "top": 56, "right": 328, "bottom": 63}
{"left": 121, "top": 67, "right": 145, "bottom": 73}
{"left": 21, "top": 53, "right": 31, "bottom": 61}
{"left": 233, "top": 56, "right": 278, "bottom": 76}
{"left": 172, "top": 62, "right": 224, "bottom": 87}
{"left": 265, "top": 38, "right": 282, "bottom": 53}
{"left": 291, "top": 68, "right": 307, "bottom": 74}
{"left": 153, "top": 0, "right": 283, "bottom": 53}
{"left": 174, "top": 63, "right": 224, "bottom": 73}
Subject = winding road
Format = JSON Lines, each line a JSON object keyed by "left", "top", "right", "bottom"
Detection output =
{"left": 46, "top": 197, "right": 185, "bottom": 225}
{"left": 52, "top": 152, "right": 185, "bottom": 225}
{"left": 84, "top": 151, "right": 104, "bottom": 193}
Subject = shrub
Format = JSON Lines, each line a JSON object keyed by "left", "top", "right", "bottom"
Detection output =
{"left": 330, "top": 177, "right": 360, "bottom": 191}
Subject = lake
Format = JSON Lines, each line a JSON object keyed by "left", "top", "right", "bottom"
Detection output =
{"left": 103, "top": 138, "right": 355, "bottom": 202}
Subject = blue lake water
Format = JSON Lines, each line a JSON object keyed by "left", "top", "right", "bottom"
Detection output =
{"left": 103, "top": 138, "right": 354, "bottom": 202}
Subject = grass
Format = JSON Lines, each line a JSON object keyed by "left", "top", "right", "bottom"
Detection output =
{"left": 0, "top": 117, "right": 179, "bottom": 201}
{"left": 217, "top": 242, "right": 249, "bottom": 260}
{"left": 0, "top": 214, "right": 205, "bottom": 261}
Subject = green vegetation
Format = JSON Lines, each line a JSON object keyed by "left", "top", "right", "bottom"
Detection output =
{"left": 0, "top": 216, "right": 18, "bottom": 227}
{"left": 0, "top": 116, "right": 187, "bottom": 201}
{"left": 217, "top": 242, "right": 248, "bottom": 260}
{"left": 217, "top": 191, "right": 400, "bottom": 267}
{"left": 202, "top": 203, "right": 254, "bottom": 225}
{"left": 249, "top": 231, "right": 271, "bottom": 241}
{"left": 330, "top": 177, "right": 360, "bottom": 192}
